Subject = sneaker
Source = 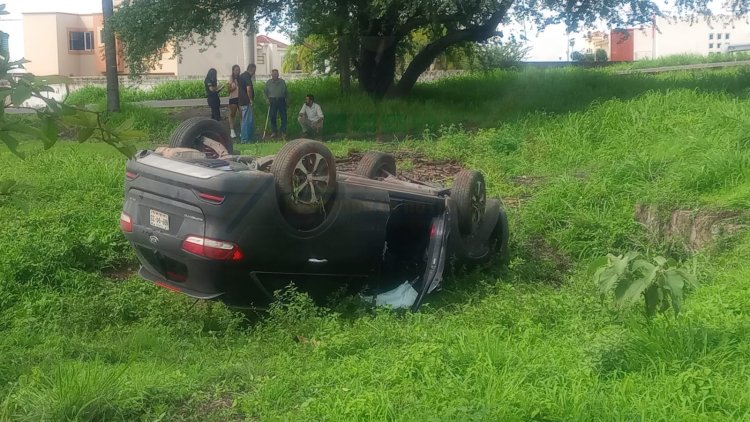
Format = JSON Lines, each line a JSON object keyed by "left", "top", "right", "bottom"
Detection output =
{"left": 230, "top": 129, "right": 237, "bottom": 138}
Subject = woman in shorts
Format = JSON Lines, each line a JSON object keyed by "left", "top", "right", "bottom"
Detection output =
{"left": 227, "top": 64, "right": 241, "bottom": 138}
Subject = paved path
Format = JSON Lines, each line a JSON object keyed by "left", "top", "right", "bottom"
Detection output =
{"left": 616, "top": 60, "right": 750, "bottom": 74}
{"left": 5, "top": 97, "right": 228, "bottom": 115}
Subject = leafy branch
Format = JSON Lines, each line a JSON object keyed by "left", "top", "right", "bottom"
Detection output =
{"left": 0, "top": 5, "right": 143, "bottom": 202}
{"left": 592, "top": 252, "right": 699, "bottom": 317}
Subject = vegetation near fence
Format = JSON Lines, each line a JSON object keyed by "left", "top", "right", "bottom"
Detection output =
{"left": 66, "top": 65, "right": 750, "bottom": 141}
{"left": 2, "top": 67, "right": 750, "bottom": 420}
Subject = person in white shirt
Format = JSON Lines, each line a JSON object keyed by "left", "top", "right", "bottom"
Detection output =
{"left": 298, "top": 94, "right": 324, "bottom": 137}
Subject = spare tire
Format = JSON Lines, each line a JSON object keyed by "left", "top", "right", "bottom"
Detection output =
{"left": 169, "top": 117, "right": 233, "bottom": 158}
{"left": 452, "top": 170, "right": 486, "bottom": 235}
{"left": 494, "top": 206, "right": 511, "bottom": 265}
{"left": 270, "top": 139, "right": 337, "bottom": 216}
{"left": 355, "top": 151, "right": 397, "bottom": 179}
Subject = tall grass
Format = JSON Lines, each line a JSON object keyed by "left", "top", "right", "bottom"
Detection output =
{"left": 63, "top": 67, "right": 750, "bottom": 141}
{"left": 609, "top": 51, "right": 750, "bottom": 70}
{"left": 2, "top": 68, "right": 750, "bottom": 420}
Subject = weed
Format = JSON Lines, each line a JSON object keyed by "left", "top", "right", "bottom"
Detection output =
{"left": 2, "top": 68, "right": 750, "bottom": 420}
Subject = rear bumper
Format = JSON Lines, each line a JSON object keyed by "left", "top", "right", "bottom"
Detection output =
{"left": 138, "top": 265, "right": 225, "bottom": 299}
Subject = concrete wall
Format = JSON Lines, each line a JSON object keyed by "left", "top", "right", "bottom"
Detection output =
{"left": 610, "top": 29, "right": 634, "bottom": 62}
{"left": 256, "top": 43, "right": 287, "bottom": 76}
{"left": 176, "top": 22, "right": 247, "bottom": 77}
{"left": 633, "top": 26, "right": 656, "bottom": 60}
{"left": 23, "top": 13, "right": 103, "bottom": 76}
{"left": 633, "top": 16, "right": 750, "bottom": 59}
{"left": 55, "top": 13, "right": 100, "bottom": 76}
{"left": 22, "top": 14, "right": 60, "bottom": 75}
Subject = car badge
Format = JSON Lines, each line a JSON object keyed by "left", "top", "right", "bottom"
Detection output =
{"left": 149, "top": 235, "right": 159, "bottom": 245}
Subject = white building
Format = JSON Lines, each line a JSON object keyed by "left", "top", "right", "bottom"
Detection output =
{"left": 610, "top": 15, "right": 750, "bottom": 61}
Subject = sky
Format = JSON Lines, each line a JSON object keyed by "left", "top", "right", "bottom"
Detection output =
{"left": 0, "top": 0, "right": 731, "bottom": 63}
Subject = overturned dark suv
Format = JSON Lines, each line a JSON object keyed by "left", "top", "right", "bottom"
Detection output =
{"left": 120, "top": 118, "right": 509, "bottom": 310}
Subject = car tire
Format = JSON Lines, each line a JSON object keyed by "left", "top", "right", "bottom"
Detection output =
{"left": 169, "top": 117, "right": 233, "bottom": 158}
{"left": 270, "top": 139, "right": 337, "bottom": 216}
{"left": 452, "top": 170, "right": 486, "bottom": 235}
{"left": 355, "top": 151, "right": 397, "bottom": 179}
{"left": 492, "top": 206, "right": 511, "bottom": 265}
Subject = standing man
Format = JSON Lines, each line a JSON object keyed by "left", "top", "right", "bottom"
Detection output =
{"left": 237, "top": 63, "right": 256, "bottom": 143}
{"left": 263, "top": 69, "right": 288, "bottom": 139}
{"left": 298, "top": 94, "right": 324, "bottom": 138}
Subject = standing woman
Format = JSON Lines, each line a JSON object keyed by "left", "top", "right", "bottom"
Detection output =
{"left": 204, "top": 68, "right": 223, "bottom": 121}
{"left": 227, "top": 65, "right": 241, "bottom": 138}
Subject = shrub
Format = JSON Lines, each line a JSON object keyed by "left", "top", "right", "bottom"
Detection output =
{"left": 593, "top": 252, "right": 699, "bottom": 317}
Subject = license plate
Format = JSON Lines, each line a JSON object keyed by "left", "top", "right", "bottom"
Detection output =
{"left": 149, "top": 209, "right": 170, "bottom": 230}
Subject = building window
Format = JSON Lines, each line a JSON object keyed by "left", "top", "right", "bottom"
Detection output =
{"left": 717, "top": 33, "right": 722, "bottom": 40}
{"left": 709, "top": 33, "right": 714, "bottom": 39}
{"left": 718, "top": 43, "right": 722, "bottom": 48}
{"left": 709, "top": 43, "right": 714, "bottom": 49}
{"left": 99, "top": 28, "right": 105, "bottom": 45}
{"left": 726, "top": 33, "right": 730, "bottom": 39}
{"left": 69, "top": 31, "right": 94, "bottom": 51}
{"left": 257, "top": 53, "right": 265, "bottom": 64}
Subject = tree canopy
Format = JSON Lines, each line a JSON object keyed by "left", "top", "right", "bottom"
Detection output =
{"left": 111, "top": 0, "right": 748, "bottom": 97}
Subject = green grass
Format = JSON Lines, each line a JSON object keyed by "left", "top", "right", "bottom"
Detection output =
{"left": 62, "top": 67, "right": 750, "bottom": 142}
{"left": 609, "top": 52, "right": 750, "bottom": 70}
{"left": 3, "top": 68, "right": 750, "bottom": 420}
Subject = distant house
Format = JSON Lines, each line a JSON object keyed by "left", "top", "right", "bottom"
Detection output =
{"left": 255, "top": 35, "right": 288, "bottom": 75}
{"left": 610, "top": 15, "right": 750, "bottom": 61}
{"left": 21, "top": 10, "right": 282, "bottom": 78}
{"left": 584, "top": 31, "right": 610, "bottom": 57}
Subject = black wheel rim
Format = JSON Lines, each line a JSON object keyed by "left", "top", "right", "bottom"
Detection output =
{"left": 471, "top": 180, "right": 486, "bottom": 229}
{"left": 292, "top": 153, "right": 330, "bottom": 205}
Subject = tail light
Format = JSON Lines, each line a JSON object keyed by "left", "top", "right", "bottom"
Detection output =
{"left": 429, "top": 223, "right": 437, "bottom": 238}
{"left": 181, "top": 235, "right": 244, "bottom": 261}
{"left": 120, "top": 212, "right": 133, "bottom": 232}
{"left": 196, "top": 191, "right": 225, "bottom": 204}
{"left": 125, "top": 171, "right": 139, "bottom": 181}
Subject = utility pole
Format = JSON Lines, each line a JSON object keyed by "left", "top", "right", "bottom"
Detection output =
{"left": 102, "top": 0, "right": 120, "bottom": 112}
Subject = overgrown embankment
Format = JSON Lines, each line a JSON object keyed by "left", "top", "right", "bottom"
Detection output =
{"left": 2, "top": 68, "right": 750, "bottom": 420}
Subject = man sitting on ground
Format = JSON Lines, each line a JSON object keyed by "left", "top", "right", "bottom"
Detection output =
{"left": 298, "top": 94, "right": 324, "bottom": 138}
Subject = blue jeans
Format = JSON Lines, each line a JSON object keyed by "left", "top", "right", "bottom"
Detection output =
{"left": 240, "top": 105, "right": 253, "bottom": 143}
{"left": 269, "top": 98, "right": 287, "bottom": 134}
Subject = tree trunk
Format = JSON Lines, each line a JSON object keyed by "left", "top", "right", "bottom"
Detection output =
{"left": 338, "top": 35, "right": 351, "bottom": 92}
{"left": 358, "top": 36, "right": 398, "bottom": 97}
{"left": 390, "top": 8, "right": 509, "bottom": 97}
{"left": 335, "top": 0, "right": 351, "bottom": 93}
{"left": 102, "top": 0, "right": 120, "bottom": 112}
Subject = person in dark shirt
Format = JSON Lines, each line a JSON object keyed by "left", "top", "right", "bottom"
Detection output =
{"left": 237, "top": 64, "right": 256, "bottom": 143}
{"left": 204, "top": 68, "right": 223, "bottom": 121}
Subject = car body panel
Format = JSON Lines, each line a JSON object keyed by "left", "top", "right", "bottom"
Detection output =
{"left": 122, "top": 149, "right": 506, "bottom": 309}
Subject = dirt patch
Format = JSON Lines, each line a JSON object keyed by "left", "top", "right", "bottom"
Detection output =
{"left": 635, "top": 204, "right": 747, "bottom": 251}
{"left": 337, "top": 150, "right": 465, "bottom": 184}
{"left": 195, "top": 394, "right": 236, "bottom": 417}
{"left": 165, "top": 106, "right": 216, "bottom": 122}
{"left": 511, "top": 175, "right": 549, "bottom": 188}
{"left": 101, "top": 261, "right": 139, "bottom": 281}
{"left": 528, "top": 236, "right": 573, "bottom": 285}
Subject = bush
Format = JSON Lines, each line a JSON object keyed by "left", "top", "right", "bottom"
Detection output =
{"left": 148, "top": 80, "right": 205, "bottom": 100}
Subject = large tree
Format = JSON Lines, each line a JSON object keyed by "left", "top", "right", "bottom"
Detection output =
{"left": 103, "top": 0, "right": 120, "bottom": 112}
{"left": 111, "top": 0, "right": 746, "bottom": 97}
